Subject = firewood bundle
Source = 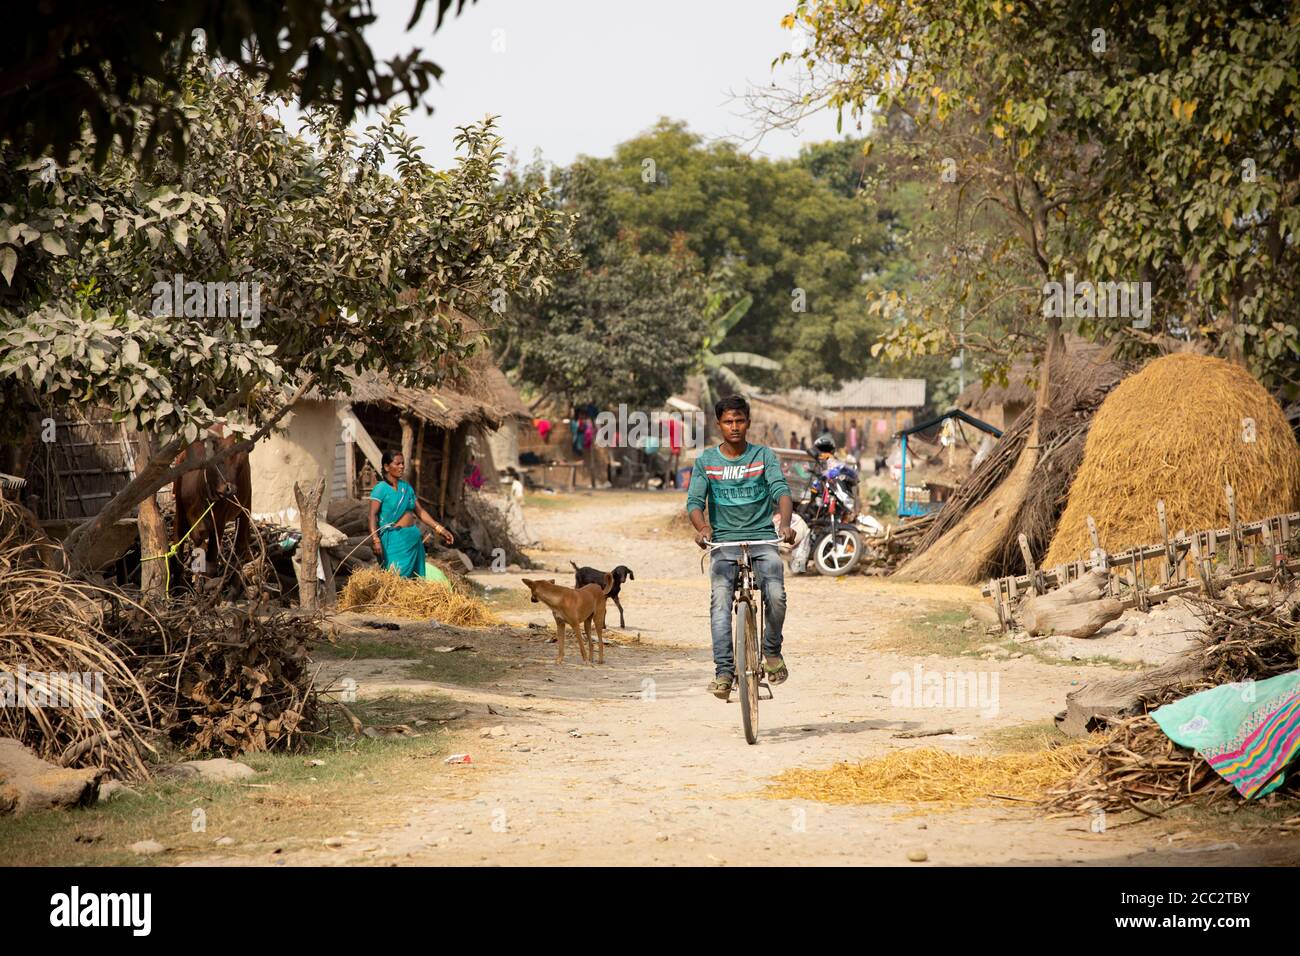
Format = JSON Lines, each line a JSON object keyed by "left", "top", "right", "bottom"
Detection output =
{"left": 1046, "top": 582, "right": 1300, "bottom": 814}
{"left": 121, "top": 601, "right": 324, "bottom": 755}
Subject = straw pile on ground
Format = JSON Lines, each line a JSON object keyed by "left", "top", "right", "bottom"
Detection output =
{"left": 1045, "top": 354, "right": 1300, "bottom": 566}
{"left": 339, "top": 567, "right": 497, "bottom": 626}
{"left": 767, "top": 744, "right": 1093, "bottom": 808}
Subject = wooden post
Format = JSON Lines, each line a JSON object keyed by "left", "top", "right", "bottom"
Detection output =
{"left": 413, "top": 420, "right": 426, "bottom": 498}
{"left": 1157, "top": 500, "right": 1172, "bottom": 584}
{"left": 1017, "top": 533, "right": 1040, "bottom": 594}
{"left": 438, "top": 427, "right": 451, "bottom": 517}
{"left": 293, "top": 478, "right": 326, "bottom": 612}
{"left": 1225, "top": 483, "right": 1240, "bottom": 570}
{"left": 320, "top": 550, "right": 337, "bottom": 609}
{"left": 344, "top": 434, "right": 356, "bottom": 499}
{"left": 400, "top": 415, "right": 415, "bottom": 476}
{"left": 137, "top": 492, "right": 168, "bottom": 603}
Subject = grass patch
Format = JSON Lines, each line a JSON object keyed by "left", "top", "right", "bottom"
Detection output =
{"left": 523, "top": 492, "right": 581, "bottom": 509}
{"left": 887, "top": 604, "right": 982, "bottom": 657}
{"left": 313, "top": 635, "right": 513, "bottom": 686}
{"left": 0, "top": 693, "right": 468, "bottom": 867}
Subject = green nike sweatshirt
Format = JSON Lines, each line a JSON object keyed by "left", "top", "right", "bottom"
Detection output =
{"left": 685, "top": 443, "right": 791, "bottom": 542}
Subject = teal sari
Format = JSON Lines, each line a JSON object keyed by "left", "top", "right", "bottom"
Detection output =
{"left": 370, "top": 479, "right": 426, "bottom": 578}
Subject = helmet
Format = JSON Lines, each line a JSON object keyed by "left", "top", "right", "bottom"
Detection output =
{"left": 813, "top": 432, "right": 836, "bottom": 455}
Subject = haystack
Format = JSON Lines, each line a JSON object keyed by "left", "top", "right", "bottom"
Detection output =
{"left": 1044, "top": 354, "right": 1300, "bottom": 566}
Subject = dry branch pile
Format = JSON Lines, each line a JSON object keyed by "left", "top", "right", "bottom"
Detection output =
{"left": 1046, "top": 584, "right": 1300, "bottom": 814}
{"left": 1, "top": 496, "right": 325, "bottom": 779}
{"left": 0, "top": 549, "right": 156, "bottom": 779}
{"left": 116, "top": 600, "right": 324, "bottom": 756}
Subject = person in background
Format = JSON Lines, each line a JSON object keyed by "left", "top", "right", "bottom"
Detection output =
{"left": 848, "top": 419, "right": 860, "bottom": 458}
{"left": 464, "top": 454, "right": 484, "bottom": 491}
{"left": 369, "top": 450, "right": 455, "bottom": 578}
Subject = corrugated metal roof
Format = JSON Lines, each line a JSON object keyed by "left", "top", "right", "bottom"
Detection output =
{"left": 815, "top": 377, "right": 927, "bottom": 409}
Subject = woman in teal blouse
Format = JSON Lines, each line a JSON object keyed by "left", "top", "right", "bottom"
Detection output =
{"left": 369, "top": 450, "right": 454, "bottom": 578}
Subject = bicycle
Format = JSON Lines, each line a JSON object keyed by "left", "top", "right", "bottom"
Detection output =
{"left": 701, "top": 539, "right": 780, "bottom": 744}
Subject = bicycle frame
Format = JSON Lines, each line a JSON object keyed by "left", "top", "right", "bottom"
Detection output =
{"left": 702, "top": 540, "right": 778, "bottom": 720}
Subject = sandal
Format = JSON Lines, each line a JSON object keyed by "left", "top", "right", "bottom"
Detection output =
{"left": 708, "top": 674, "right": 734, "bottom": 700}
{"left": 763, "top": 655, "right": 789, "bottom": 684}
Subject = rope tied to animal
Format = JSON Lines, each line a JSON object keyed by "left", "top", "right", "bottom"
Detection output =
{"left": 141, "top": 500, "right": 216, "bottom": 594}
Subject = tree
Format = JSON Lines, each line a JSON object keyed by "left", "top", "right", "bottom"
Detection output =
{"left": 493, "top": 160, "right": 705, "bottom": 410}
{"left": 2, "top": 0, "right": 476, "bottom": 165}
{"left": 0, "top": 59, "right": 572, "bottom": 570}
{"left": 785, "top": 0, "right": 1300, "bottom": 397}
{"left": 589, "top": 120, "right": 895, "bottom": 389}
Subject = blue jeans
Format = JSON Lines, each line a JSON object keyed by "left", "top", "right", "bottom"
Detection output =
{"left": 709, "top": 544, "right": 786, "bottom": 677}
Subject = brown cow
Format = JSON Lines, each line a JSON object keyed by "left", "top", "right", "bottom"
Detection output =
{"left": 172, "top": 430, "right": 252, "bottom": 579}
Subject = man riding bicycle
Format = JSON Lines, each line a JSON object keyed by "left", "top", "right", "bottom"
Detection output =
{"left": 686, "top": 395, "right": 796, "bottom": 700}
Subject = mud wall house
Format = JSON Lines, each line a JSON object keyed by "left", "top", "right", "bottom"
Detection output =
{"left": 746, "top": 391, "right": 820, "bottom": 448}
{"left": 956, "top": 365, "right": 1034, "bottom": 433}
{"left": 808, "top": 377, "right": 928, "bottom": 451}
{"left": 247, "top": 398, "right": 340, "bottom": 525}
{"left": 480, "top": 366, "right": 534, "bottom": 482}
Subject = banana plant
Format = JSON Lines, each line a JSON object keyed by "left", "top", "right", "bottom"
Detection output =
{"left": 697, "top": 292, "right": 781, "bottom": 415}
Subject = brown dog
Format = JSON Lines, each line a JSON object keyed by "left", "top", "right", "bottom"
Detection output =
{"left": 522, "top": 574, "right": 613, "bottom": 664}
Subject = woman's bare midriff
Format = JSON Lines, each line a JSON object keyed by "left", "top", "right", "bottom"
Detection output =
{"left": 394, "top": 513, "right": 417, "bottom": 529}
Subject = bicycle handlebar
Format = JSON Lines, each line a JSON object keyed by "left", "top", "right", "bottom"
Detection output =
{"left": 701, "top": 539, "right": 780, "bottom": 548}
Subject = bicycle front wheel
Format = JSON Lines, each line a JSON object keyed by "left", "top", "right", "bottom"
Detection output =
{"left": 735, "top": 599, "right": 760, "bottom": 744}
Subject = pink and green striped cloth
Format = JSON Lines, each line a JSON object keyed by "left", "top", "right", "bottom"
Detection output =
{"left": 1152, "top": 671, "right": 1300, "bottom": 800}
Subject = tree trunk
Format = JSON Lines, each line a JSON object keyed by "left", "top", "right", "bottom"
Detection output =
{"left": 293, "top": 477, "right": 326, "bottom": 612}
{"left": 63, "top": 376, "right": 315, "bottom": 573}
{"left": 137, "top": 492, "right": 168, "bottom": 603}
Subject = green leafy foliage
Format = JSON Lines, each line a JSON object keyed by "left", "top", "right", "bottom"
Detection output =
{"left": 1, "top": 0, "right": 477, "bottom": 165}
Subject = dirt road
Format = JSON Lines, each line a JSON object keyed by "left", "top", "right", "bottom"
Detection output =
{"left": 198, "top": 489, "right": 1282, "bottom": 866}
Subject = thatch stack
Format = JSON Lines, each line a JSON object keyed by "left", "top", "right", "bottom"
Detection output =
{"left": 895, "top": 343, "right": 1126, "bottom": 583}
{"left": 339, "top": 567, "right": 497, "bottom": 626}
{"left": 1045, "top": 354, "right": 1300, "bottom": 566}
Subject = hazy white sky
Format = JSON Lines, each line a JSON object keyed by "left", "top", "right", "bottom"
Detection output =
{"left": 346, "top": 0, "right": 858, "bottom": 169}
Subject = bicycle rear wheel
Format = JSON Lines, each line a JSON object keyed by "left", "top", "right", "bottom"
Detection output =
{"left": 735, "top": 599, "right": 760, "bottom": 744}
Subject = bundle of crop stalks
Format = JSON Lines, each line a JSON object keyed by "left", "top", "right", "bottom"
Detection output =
{"left": 339, "top": 567, "right": 497, "bottom": 626}
{"left": 898, "top": 344, "right": 1126, "bottom": 583}
{"left": 0, "top": 540, "right": 156, "bottom": 780}
{"left": 1046, "top": 586, "right": 1300, "bottom": 814}
{"left": 1045, "top": 354, "right": 1300, "bottom": 566}
{"left": 766, "top": 743, "right": 1094, "bottom": 809}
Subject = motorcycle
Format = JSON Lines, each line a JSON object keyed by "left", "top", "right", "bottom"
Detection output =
{"left": 795, "top": 459, "right": 864, "bottom": 576}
